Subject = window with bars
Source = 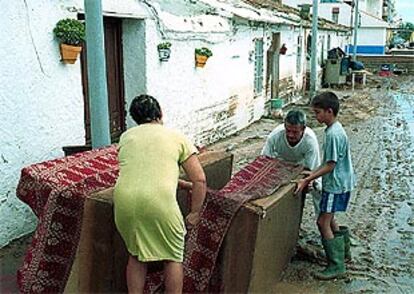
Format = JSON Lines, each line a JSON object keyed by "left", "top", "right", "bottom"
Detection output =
{"left": 254, "top": 39, "right": 264, "bottom": 94}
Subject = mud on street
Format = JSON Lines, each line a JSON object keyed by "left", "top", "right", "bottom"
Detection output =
{"left": 1, "top": 76, "right": 413, "bottom": 293}
{"left": 211, "top": 75, "right": 414, "bottom": 293}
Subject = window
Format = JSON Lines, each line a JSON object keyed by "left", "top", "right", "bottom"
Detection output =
{"left": 254, "top": 39, "right": 264, "bottom": 94}
{"left": 332, "top": 7, "right": 339, "bottom": 24}
{"left": 296, "top": 36, "right": 302, "bottom": 74}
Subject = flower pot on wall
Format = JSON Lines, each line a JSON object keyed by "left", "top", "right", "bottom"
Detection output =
{"left": 195, "top": 54, "right": 209, "bottom": 68}
{"left": 60, "top": 44, "right": 82, "bottom": 64}
{"left": 158, "top": 48, "right": 171, "bottom": 62}
{"left": 279, "top": 44, "right": 287, "bottom": 55}
{"left": 53, "top": 18, "right": 85, "bottom": 64}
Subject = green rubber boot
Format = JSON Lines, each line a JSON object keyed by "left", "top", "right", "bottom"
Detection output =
{"left": 334, "top": 226, "right": 352, "bottom": 262}
{"left": 314, "top": 236, "right": 346, "bottom": 280}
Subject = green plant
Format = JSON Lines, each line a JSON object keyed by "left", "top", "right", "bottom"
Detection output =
{"left": 195, "top": 47, "right": 213, "bottom": 58}
{"left": 53, "top": 18, "right": 85, "bottom": 46}
{"left": 157, "top": 42, "right": 172, "bottom": 50}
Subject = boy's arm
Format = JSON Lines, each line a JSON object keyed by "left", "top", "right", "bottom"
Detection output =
{"left": 295, "top": 161, "right": 336, "bottom": 194}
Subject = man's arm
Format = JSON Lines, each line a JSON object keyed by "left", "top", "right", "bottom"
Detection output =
{"left": 303, "top": 135, "right": 321, "bottom": 171}
{"left": 261, "top": 137, "right": 274, "bottom": 157}
{"left": 295, "top": 161, "right": 336, "bottom": 194}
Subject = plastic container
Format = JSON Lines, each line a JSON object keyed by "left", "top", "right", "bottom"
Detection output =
{"left": 270, "top": 98, "right": 284, "bottom": 109}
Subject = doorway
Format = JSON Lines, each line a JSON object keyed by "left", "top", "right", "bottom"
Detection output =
{"left": 80, "top": 17, "right": 126, "bottom": 144}
{"left": 266, "top": 33, "right": 281, "bottom": 99}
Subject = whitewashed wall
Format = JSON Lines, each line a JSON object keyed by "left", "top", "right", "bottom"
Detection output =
{"left": 362, "top": 0, "right": 384, "bottom": 18}
{"left": 283, "top": 0, "right": 313, "bottom": 8}
{"left": 0, "top": 0, "right": 86, "bottom": 247}
{"left": 140, "top": 19, "right": 268, "bottom": 145}
{"left": 358, "top": 28, "right": 387, "bottom": 46}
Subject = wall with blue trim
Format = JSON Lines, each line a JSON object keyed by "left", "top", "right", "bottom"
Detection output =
{"left": 346, "top": 45, "right": 385, "bottom": 55}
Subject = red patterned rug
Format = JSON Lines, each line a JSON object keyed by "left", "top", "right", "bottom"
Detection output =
{"left": 16, "top": 145, "right": 119, "bottom": 293}
{"left": 16, "top": 146, "right": 302, "bottom": 293}
{"left": 144, "top": 156, "right": 303, "bottom": 293}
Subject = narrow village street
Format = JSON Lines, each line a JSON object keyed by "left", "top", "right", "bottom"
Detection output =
{"left": 210, "top": 74, "right": 414, "bottom": 293}
{"left": 3, "top": 0, "right": 414, "bottom": 292}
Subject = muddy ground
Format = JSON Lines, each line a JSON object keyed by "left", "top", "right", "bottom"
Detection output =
{"left": 211, "top": 74, "right": 414, "bottom": 293}
{"left": 1, "top": 75, "right": 413, "bottom": 293}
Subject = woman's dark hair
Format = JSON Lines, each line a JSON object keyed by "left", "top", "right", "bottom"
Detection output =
{"left": 129, "top": 94, "right": 162, "bottom": 125}
{"left": 311, "top": 91, "right": 340, "bottom": 116}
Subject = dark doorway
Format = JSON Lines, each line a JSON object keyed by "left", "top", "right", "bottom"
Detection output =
{"left": 266, "top": 33, "right": 281, "bottom": 99}
{"left": 80, "top": 17, "right": 125, "bottom": 144}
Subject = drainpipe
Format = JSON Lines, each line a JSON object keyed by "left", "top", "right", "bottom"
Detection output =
{"left": 310, "top": 0, "right": 318, "bottom": 100}
{"left": 352, "top": 0, "right": 359, "bottom": 61}
{"left": 84, "top": 0, "right": 111, "bottom": 148}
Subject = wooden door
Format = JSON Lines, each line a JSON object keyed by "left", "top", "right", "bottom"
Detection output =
{"left": 81, "top": 17, "right": 125, "bottom": 144}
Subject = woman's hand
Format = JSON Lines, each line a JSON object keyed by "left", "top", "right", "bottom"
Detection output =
{"left": 178, "top": 179, "right": 193, "bottom": 191}
{"left": 186, "top": 211, "right": 201, "bottom": 228}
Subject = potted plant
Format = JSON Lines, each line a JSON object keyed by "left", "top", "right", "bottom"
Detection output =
{"left": 53, "top": 18, "right": 85, "bottom": 64}
{"left": 195, "top": 47, "right": 213, "bottom": 68}
{"left": 157, "top": 42, "right": 172, "bottom": 62}
{"left": 279, "top": 43, "right": 287, "bottom": 55}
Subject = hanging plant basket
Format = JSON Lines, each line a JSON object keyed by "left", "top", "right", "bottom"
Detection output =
{"left": 60, "top": 44, "right": 82, "bottom": 64}
{"left": 195, "top": 47, "right": 213, "bottom": 68}
{"left": 195, "top": 54, "right": 209, "bottom": 68}
{"left": 279, "top": 44, "right": 287, "bottom": 55}
{"left": 157, "top": 42, "right": 172, "bottom": 62}
{"left": 158, "top": 48, "right": 171, "bottom": 61}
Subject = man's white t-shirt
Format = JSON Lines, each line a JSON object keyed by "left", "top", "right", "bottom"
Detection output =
{"left": 261, "top": 124, "right": 320, "bottom": 171}
{"left": 261, "top": 124, "right": 321, "bottom": 216}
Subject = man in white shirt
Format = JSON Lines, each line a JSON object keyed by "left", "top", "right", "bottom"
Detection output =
{"left": 261, "top": 109, "right": 321, "bottom": 216}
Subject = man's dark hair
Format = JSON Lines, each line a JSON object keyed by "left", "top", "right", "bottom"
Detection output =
{"left": 284, "top": 109, "right": 306, "bottom": 126}
{"left": 311, "top": 91, "right": 340, "bottom": 116}
{"left": 129, "top": 94, "right": 162, "bottom": 125}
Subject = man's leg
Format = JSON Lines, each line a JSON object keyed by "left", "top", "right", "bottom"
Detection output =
{"left": 164, "top": 261, "right": 183, "bottom": 294}
{"left": 126, "top": 255, "right": 147, "bottom": 294}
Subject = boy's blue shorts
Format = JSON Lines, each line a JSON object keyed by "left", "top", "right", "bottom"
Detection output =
{"left": 319, "top": 191, "right": 351, "bottom": 213}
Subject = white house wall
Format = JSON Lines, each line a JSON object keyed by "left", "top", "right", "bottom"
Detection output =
{"left": 123, "top": 18, "right": 148, "bottom": 129}
{"left": 358, "top": 28, "right": 387, "bottom": 47}
{"left": 142, "top": 19, "right": 267, "bottom": 145}
{"left": 361, "top": 0, "right": 384, "bottom": 18}
{"left": 0, "top": 0, "right": 87, "bottom": 246}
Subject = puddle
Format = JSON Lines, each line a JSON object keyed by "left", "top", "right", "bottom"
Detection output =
{"left": 393, "top": 93, "right": 414, "bottom": 138}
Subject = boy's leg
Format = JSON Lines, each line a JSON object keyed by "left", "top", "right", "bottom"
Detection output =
{"left": 164, "top": 261, "right": 183, "bottom": 294}
{"left": 317, "top": 213, "right": 335, "bottom": 239}
{"left": 330, "top": 215, "right": 340, "bottom": 233}
{"left": 335, "top": 226, "right": 352, "bottom": 262}
{"left": 126, "top": 255, "right": 147, "bottom": 293}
